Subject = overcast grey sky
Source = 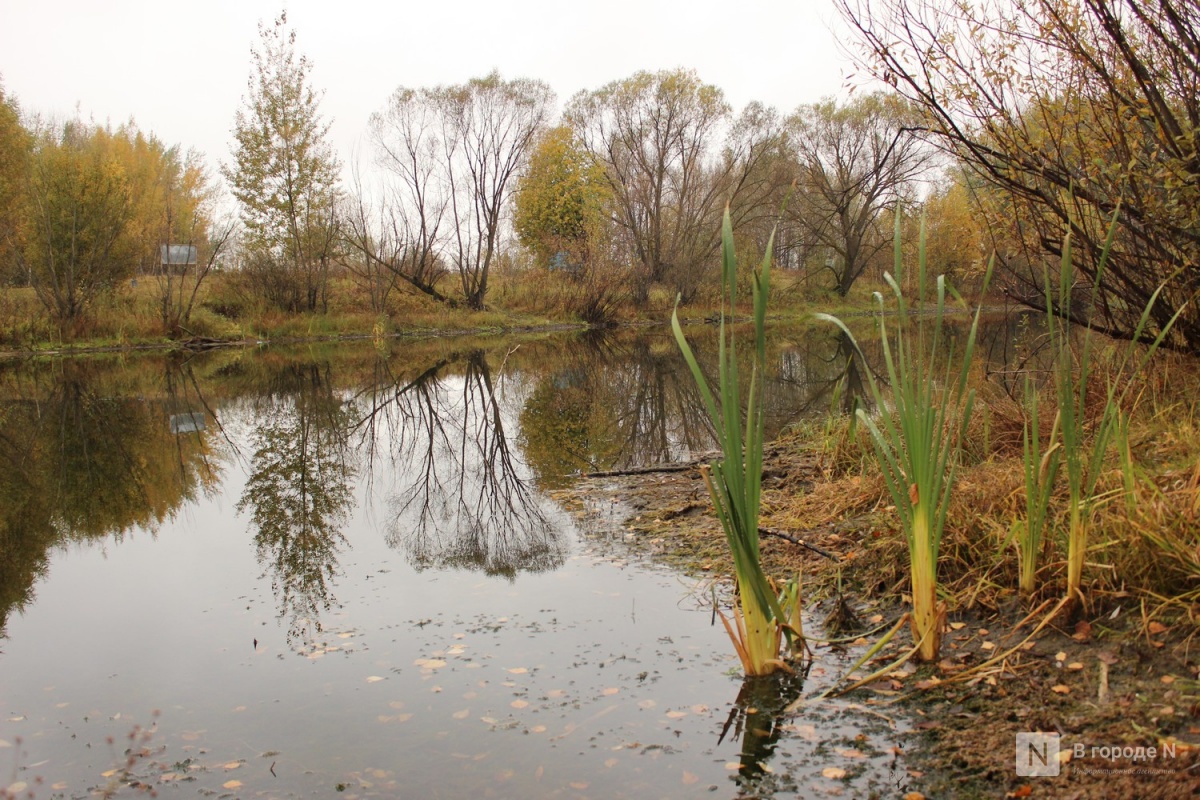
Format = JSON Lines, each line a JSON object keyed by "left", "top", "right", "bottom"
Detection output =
{"left": 1, "top": 0, "right": 855, "bottom": 182}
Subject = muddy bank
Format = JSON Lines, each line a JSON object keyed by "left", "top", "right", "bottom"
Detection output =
{"left": 557, "top": 441, "right": 1200, "bottom": 799}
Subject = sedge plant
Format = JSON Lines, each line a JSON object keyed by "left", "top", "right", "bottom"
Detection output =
{"left": 1009, "top": 376, "right": 1061, "bottom": 596}
{"left": 1048, "top": 209, "right": 1183, "bottom": 605}
{"left": 671, "top": 209, "right": 802, "bottom": 677}
{"left": 818, "top": 217, "right": 989, "bottom": 662}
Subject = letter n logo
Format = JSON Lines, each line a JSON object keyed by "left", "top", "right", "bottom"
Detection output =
{"left": 1015, "top": 732, "right": 1061, "bottom": 777}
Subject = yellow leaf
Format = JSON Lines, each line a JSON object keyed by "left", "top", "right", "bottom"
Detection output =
{"left": 366, "top": 676, "right": 385, "bottom": 683}
{"left": 601, "top": 687, "right": 619, "bottom": 696}
{"left": 1051, "top": 684, "right": 1071, "bottom": 694}
{"left": 453, "top": 709, "right": 470, "bottom": 719}
{"left": 223, "top": 780, "right": 242, "bottom": 789}
{"left": 223, "top": 762, "right": 241, "bottom": 770}
{"left": 511, "top": 700, "right": 529, "bottom": 709}
{"left": 822, "top": 767, "right": 847, "bottom": 779}
{"left": 507, "top": 667, "right": 528, "bottom": 675}
{"left": 682, "top": 771, "right": 699, "bottom": 785}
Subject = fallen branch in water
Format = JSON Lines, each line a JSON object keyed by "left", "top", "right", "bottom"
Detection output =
{"left": 581, "top": 463, "right": 699, "bottom": 478}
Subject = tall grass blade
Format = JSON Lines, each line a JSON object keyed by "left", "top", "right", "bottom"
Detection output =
{"left": 816, "top": 215, "right": 991, "bottom": 661}
{"left": 672, "top": 208, "right": 799, "bottom": 676}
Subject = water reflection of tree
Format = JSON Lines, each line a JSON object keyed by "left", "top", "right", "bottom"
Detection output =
{"left": 352, "top": 350, "right": 565, "bottom": 579}
{"left": 0, "top": 359, "right": 222, "bottom": 637}
{"left": 237, "top": 363, "right": 356, "bottom": 644}
{"left": 777, "top": 328, "right": 877, "bottom": 417}
{"left": 520, "top": 329, "right": 843, "bottom": 487}
{"left": 519, "top": 333, "right": 715, "bottom": 486}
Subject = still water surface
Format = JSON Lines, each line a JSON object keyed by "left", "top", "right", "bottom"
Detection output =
{"left": 0, "top": 325, "right": 1003, "bottom": 798}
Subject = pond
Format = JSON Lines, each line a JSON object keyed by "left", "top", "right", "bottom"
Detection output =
{"left": 0, "top": 322, "right": 1028, "bottom": 798}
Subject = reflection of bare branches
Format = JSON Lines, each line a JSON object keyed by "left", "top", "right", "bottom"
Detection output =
{"left": 353, "top": 350, "right": 565, "bottom": 578}
{"left": 779, "top": 329, "right": 878, "bottom": 416}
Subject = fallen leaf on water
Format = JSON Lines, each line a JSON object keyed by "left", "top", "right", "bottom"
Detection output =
{"left": 366, "top": 676, "right": 385, "bottom": 683}
{"left": 782, "top": 723, "right": 817, "bottom": 740}
{"left": 530, "top": 725, "right": 547, "bottom": 733}
{"left": 724, "top": 763, "right": 741, "bottom": 771}
{"left": 547, "top": 689, "right": 565, "bottom": 698}
{"left": 569, "top": 782, "right": 588, "bottom": 789}
{"left": 7, "top": 782, "right": 28, "bottom": 794}
{"left": 822, "top": 767, "right": 847, "bottom": 779}
{"left": 101, "top": 770, "right": 119, "bottom": 778}
{"left": 7, "top": 717, "right": 25, "bottom": 722}
{"left": 682, "top": 771, "right": 699, "bottom": 785}
{"left": 666, "top": 710, "right": 688, "bottom": 719}
{"left": 453, "top": 709, "right": 470, "bottom": 719}
{"left": 0, "top": 740, "right": 10, "bottom": 748}
{"left": 638, "top": 700, "right": 657, "bottom": 709}
{"left": 534, "top": 765, "right": 544, "bottom": 780}
{"left": 51, "top": 782, "right": 67, "bottom": 790}
{"left": 507, "top": 668, "right": 528, "bottom": 675}
{"left": 837, "top": 748, "right": 866, "bottom": 759}
{"left": 604, "top": 758, "right": 618, "bottom": 768}
{"left": 480, "top": 716, "right": 498, "bottom": 725}
{"left": 601, "top": 687, "right": 620, "bottom": 696}
{"left": 691, "top": 704, "right": 709, "bottom": 714}
{"left": 1051, "top": 684, "right": 1071, "bottom": 694}
{"left": 511, "top": 700, "right": 529, "bottom": 709}
{"left": 389, "top": 701, "right": 405, "bottom": 710}
{"left": 223, "top": 762, "right": 241, "bottom": 770}
{"left": 222, "top": 780, "right": 242, "bottom": 789}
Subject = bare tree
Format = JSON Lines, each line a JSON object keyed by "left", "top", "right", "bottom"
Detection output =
{"left": 786, "top": 93, "right": 933, "bottom": 296}
{"left": 836, "top": 0, "right": 1200, "bottom": 350}
{"left": 567, "top": 71, "right": 793, "bottom": 303}
{"left": 369, "top": 73, "right": 553, "bottom": 310}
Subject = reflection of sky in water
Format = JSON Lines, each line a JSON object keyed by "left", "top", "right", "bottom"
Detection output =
{"left": 0, "top": 333, "right": 952, "bottom": 797}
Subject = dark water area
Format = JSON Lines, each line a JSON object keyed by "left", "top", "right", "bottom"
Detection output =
{"left": 0, "top": 321, "right": 1031, "bottom": 798}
